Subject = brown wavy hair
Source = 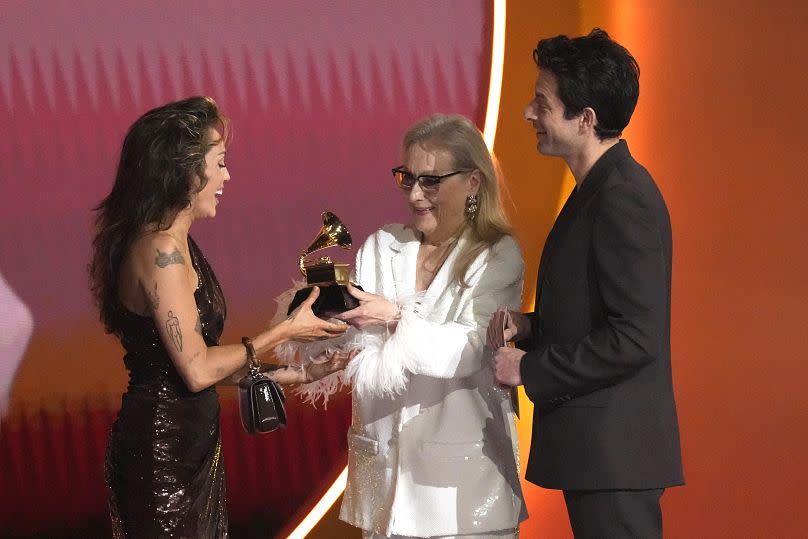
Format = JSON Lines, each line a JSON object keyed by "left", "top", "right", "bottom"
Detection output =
{"left": 89, "top": 96, "right": 230, "bottom": 334}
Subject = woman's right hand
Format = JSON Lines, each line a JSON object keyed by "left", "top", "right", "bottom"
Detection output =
{"left": 334, "top": 284, "right": 400, "bottom": 330}
{"left": 282, "top": 286, "right": 348, "bottom": 342}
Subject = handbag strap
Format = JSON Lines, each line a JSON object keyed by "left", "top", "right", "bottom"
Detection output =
{"left": 241, "top": 336, "right": 261, "bottom": 376}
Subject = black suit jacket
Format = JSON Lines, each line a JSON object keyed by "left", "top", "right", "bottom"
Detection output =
{"left": 520, "top": 141, "right": 684, "bottom": 490}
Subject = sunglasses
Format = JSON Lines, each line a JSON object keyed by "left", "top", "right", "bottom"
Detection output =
{"left": 392, "top": 167, "right": 473, "bottom": 192}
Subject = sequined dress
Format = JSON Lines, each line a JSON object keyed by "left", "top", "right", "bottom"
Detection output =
{"left": 105, "top": 236, "right": 228, "bottom": 538}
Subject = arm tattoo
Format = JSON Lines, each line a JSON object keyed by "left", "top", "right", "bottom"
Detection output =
{"left": 146, "top": 282, "right": 160, "bottom": 311}
{"left": 166, "top": 310, "right": 183, "bottom": 352}
{"left": 155, "top": 248, "right": 185, "bottom": 268}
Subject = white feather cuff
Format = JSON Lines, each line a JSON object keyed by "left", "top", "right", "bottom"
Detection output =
{"left": 344, "top": 295, "right": 433, "bottom": 398}
{"left": 271, "top": 286, "right": 435, "bottom": 403}
{"left": 270, "top": 282, "right": 358, "bottom": 408}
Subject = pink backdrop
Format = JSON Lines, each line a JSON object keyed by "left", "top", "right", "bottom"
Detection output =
{"left": 0, "top": 0, "right": 490, "bottom": 338}
{"left": 0, "top": 2, "right": 492, "bottom": 536}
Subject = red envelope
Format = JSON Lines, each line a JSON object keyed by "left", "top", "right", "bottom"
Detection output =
{"left": 487, "top": 307, "right": 508, "bottom": 349}
{"left": 488, "top": 306, "right": 520, "bottom": 418}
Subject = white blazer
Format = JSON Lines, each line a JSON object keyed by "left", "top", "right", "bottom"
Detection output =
{"left": 339, "top": 224, "right": 528, "bottom": 537}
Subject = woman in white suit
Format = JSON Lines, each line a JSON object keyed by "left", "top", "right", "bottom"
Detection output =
{"left": 335, "top": 114, "right": 528, "bottom": 539}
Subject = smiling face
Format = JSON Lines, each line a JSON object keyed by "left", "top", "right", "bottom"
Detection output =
{"left": 402, "top": 142, "right": 479, "bottom": 243}
{"left": 190, "top": 128, "right": 229, "bottom": 219}
{"left": 524, "top": 69, "right": 582, "bottom": 158}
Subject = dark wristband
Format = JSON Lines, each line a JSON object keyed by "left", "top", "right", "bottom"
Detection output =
{"left": 241, "top": 336, "right": 258, "bottom": 367}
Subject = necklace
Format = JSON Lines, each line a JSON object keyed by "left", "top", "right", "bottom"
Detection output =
{"left": 416, "top": 235, "right": 458, "bottom": 290}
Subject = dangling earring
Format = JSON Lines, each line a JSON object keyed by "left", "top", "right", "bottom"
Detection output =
{"left": 465, "top": 194, "right": 479, "bottom": 220}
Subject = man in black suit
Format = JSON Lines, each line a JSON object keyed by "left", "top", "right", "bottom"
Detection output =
{"left": 491, "top": 29, "right": 684, "bottom": 537}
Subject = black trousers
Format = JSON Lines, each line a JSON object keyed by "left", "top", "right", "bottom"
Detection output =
{"left": 563, "top": 488, "right": 665, "bottom": 538}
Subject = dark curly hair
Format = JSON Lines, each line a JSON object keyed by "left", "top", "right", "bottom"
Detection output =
{"left": 534, "top": 28, "right": 639, "bottom": 140}
{"left": 89, "top": 96, "right": 230, "bottom": 334}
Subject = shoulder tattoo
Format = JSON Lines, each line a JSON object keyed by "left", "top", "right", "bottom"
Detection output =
{"left": 155, "top": 248, "right": 185, "bottom": 268}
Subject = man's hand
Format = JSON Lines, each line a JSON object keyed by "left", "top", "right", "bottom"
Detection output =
{"left": 488, "top": 306, "right": 532, "bottom": 346}
{"left": 493, "top": 346, "right": 526, "bottom": 387}
{"left": 506, "top": 311, "right": 532, "bottom": 342}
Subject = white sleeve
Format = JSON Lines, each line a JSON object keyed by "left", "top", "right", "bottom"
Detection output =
{"left": 346, "top": 236, "right": 523, "bottom": 397}
{"left": 272, "top": 227, "right": 388, "bottom": 407}
{"left": 351, "top": 225, "right": 389, "bottom": 293}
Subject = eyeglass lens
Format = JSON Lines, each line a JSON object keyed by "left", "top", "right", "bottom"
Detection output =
{"left": 392, "top": 169, "right": 447, "bottom": 191}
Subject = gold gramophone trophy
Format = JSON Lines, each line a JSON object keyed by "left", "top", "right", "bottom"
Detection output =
{"left": 286, "top": 211, "right": 362, "bottom": 317}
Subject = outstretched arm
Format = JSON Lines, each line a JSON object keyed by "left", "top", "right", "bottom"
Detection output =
{"left": 139, "top": 236, "right": 346, "bottom": 392}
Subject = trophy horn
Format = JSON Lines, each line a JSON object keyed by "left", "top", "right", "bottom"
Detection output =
{"left": 299, "top": 211, "right": 353, "bottom": 275}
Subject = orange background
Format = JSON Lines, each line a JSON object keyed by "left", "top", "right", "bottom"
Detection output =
{"left": 3, "top": 1, "right": 808, "bottom": 537}
{"left": 498, "top": 1, "right": 808, "bottom": 537}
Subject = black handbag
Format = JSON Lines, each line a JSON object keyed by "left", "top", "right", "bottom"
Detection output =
{"left": 238, "top": 337, "right": 287, "bottom": 434}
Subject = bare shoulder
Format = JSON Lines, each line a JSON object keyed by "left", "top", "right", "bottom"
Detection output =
{"left": 144, "top": 233, "right": 186, "bottom": 265}
{"left": 128, "top": 232, "right": 187, "bottom": 279}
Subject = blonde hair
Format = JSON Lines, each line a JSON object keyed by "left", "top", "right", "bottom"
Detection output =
{"left": 401, "top": 113, "right": 512, "bottom": 286}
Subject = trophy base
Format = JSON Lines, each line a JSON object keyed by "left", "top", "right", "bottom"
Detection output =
{"left": 287, "top": 283, "right": 363, "bottom": 318}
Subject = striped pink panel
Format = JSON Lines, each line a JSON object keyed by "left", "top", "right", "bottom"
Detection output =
{"left": 0, "top": 1, "right": 492, "bottom": 536}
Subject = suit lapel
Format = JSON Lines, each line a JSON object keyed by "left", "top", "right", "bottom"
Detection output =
{"left": 533, "top": 141, "right": 630, "bottom": 306}
{"left": 389, "top": 228, "right": 469, "bottom": 304}
{"left": 535, "top": 188, "right": 579, "bottom": 302}
{"left": 389, "top": 229, "right": 419, "bottom": 300}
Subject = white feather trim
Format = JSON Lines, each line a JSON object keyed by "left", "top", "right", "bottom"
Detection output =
{"left": 270, "top": 282, "right": 359, "bottom": 407}
{"left": 295, "top": 370, "right": 344, "bottom": 408}
{"left": 343, "top": 292, "right": 432, "bottom": 398}
{"left": 270, "top": 286, "right": 437, "bottom": 403}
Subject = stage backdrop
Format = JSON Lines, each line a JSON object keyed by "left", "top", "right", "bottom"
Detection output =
{"left": 494, "top": 1, "right": 808, "bottom": 538}
{"left": 3, "top": 1, "right": 807, "bottom": 538}
{"left": 0, "top": 1, "right": 492, "bottom": 536}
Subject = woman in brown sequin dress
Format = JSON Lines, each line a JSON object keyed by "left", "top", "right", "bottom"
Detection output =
{"left": 89, "top": 96, "right": 348, "bottom": 538}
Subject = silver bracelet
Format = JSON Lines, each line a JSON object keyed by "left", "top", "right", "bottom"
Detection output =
{"left": 298, "top": 363, "right": 309, "bottom": 383}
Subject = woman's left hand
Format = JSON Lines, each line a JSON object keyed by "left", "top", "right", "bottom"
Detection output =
{"left": 306, "top": 349, "right": 358, "bottom": 381}
{"left": 265, "top": 348, "right": 356, "bottom": 385}
{"left": 335, "top": 284, "right": 399, "bottom": 330}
